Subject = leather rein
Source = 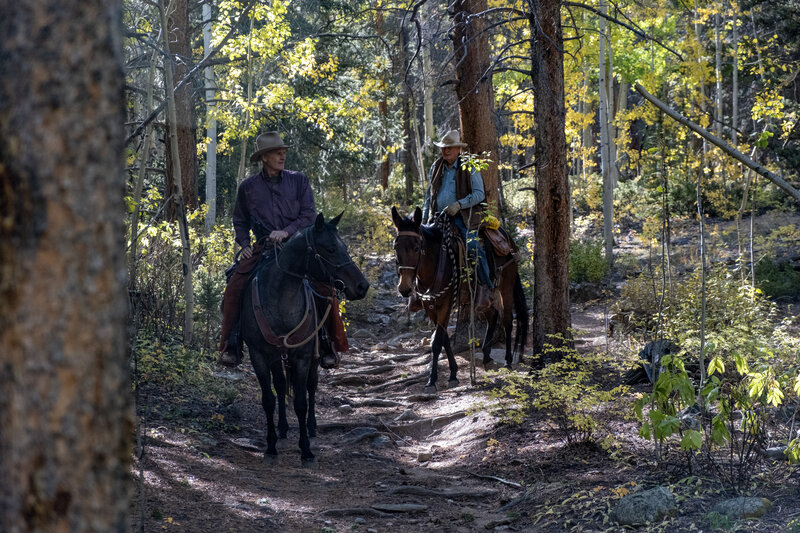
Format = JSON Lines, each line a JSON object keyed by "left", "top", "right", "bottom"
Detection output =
{"left": 250, "top": 226, "right": 343, "bottom": 358}
{"left": 394, "top": 222, "right": 460, "bottom": 308}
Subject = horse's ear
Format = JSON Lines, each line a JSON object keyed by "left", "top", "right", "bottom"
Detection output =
{"left": 315, "top": 212, "right": 325, "bottom": 230}
{"left": 413, "top": 207, "right": 422, "bottom": 226}
{"left": 391, "top": 206, "right": 403, "bottom": 229}
{"left": 330, "top": 210, "right": 344, "bottom": 227}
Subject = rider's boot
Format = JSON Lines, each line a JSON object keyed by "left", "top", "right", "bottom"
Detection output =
{"left": 318, "top": 327, "right": 339, "bottom": 369}
{"left": 217, "top": 321, "right": 243, "bottom": 367}
{"left": 474, "top": 282, "right": 497, "bottom": 315}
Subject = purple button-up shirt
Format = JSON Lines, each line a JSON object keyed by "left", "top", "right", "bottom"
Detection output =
{"left": 232, "top": 169, "right": 317, "bottom": 248}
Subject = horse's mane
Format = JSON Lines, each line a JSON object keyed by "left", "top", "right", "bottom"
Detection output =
{"left": 420, "top": 223, "right": 441, "bottom": 244}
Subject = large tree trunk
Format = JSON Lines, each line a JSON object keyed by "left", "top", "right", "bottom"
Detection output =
{"left": 0, "top": 0, "right": 132, "bottom": 530}
{"left": 165, "top": 0, "right": 199, "bottom": 210}
{"left": 531, "top": 0, "right": 572, "bottom": 356}
{"left": 451, "top": 0, "right": 500, "bottom": 213}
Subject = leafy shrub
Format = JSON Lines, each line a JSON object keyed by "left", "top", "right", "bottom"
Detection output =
{"left": 633, "top": 266, "right": 800, "bottom": 490}
{"left": 755, "top": 256, "right": 800, "bottom": 300}
{"left": 486, "top": 338, "right": 628, "bottom": 444}
{"left": 570, "top": 238, "right": 609, "bottom": 283}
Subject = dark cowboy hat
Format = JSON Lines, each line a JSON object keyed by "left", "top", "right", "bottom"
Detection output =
{"left": 250, "top": 131, "right": 291, "bottom": 163}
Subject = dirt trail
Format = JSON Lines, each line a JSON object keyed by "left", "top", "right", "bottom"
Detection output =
{"left": 130, "top": 298, "right": 590, "bottom": 532}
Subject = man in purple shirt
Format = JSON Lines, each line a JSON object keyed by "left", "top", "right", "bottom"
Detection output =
{"left": 218, "top": 131, "right": 318, "bottom": 366}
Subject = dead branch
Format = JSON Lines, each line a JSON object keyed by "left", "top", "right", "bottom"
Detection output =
{"left": 634, "top": 83, "right": 800, "bottom": 204}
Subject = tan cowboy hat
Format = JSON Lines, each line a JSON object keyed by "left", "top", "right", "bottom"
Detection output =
{"left": 433, "top": 129, "right": 468, "bottom": 148}
{"left": 250, "top": 131, "right": 290, "bottom": 163}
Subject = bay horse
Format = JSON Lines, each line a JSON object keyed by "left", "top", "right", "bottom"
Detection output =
{"left": 391, "top": 206, "right": 528, "bottom": 392}
{"left": 240, "top": 212, "right": 369, "bottom": 462}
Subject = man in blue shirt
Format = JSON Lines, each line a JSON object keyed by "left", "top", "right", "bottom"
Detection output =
{"left": 422, "top": 129, "right": 494, "bottom": 310}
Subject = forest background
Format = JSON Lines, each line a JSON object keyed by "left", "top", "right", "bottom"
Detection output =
{"left": 2, "top": 0, "right": 800, "bottom": 530}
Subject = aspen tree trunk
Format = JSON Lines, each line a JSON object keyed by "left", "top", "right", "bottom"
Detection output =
{"left": 0, "top": 0, "right": 132, "bottom": 530}
{"left": 531, "top": 0, "right": 572, "bottom": 356}
{"left": 204, "top": 0, "right": 218, "bottom": 230}
{"left": 714, "top": 10, "right": 723, "bottom": 139}
{"left": 451, "top": 0, "right": 500, "bottom": 213}
{"left": 731, "top": 11, "right": 739, "bottom": 145}
{"left": 421, "top": 0, "right": 435, "bottom": 161}
{"left": 161, "top": 0, "right": 195, "bottom": 345}
{"left": 129, "top": 49, "right": 159, "bottom": 289}
{"left": 375, "top": 1, "right": 390, "bottom": 190}
{"left": 400, "top": 26, "right": 415, "bottom": 204}
{"left": 236, "top": 12, "right": 255, "bottom": 185}
{"left": 422, "top": 43, "right": 436, "bottom": 153}
{"left": 599, "top": 0, "right": 614, "bottom": 268}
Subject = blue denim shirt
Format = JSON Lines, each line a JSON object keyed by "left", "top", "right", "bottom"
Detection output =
{"left": 422, "top": 157, "right": 485, "bottom": 221}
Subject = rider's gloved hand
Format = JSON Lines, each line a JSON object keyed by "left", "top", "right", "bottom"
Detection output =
{"left": 241, "top": 245, "right": 253, "bottom": 259}
{"left": 445, "top": 201, "right": 461, "bottom": 216}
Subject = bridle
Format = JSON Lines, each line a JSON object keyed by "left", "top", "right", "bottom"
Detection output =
{"left": 393, "top": 230, "right": 423, "bottom": 277}
{"left": 394, "top": 220, "right": 459, "bottom": 307}
{"left": 273, "top": 225, "right": 356, "bottom": 294}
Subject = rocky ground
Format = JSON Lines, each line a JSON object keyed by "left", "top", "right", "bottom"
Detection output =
{"left": 129, "top": 214, "right": 800, "bottom": 532}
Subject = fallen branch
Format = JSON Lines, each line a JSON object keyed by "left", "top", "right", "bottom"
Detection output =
{"left": 319, "top": 508, "right": 391, "bottom": 517}
{"left": 389, "top": 485, "right": 498, "bottom": 499}
{"left": 634, "top": 83, "right": 800, "bottom": 204}
{"left": 467, "top": 471, "right": 523, "bottom": 489}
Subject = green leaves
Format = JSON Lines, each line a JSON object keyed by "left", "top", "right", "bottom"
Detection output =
{"left": 681, "top": 430, "right": 703, "bottom": 451}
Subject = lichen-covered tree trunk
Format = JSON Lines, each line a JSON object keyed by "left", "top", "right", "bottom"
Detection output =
{"left": 531, "top": 0, "right": 572, "bottom": 356}
{"left": 451, "top": 0, "right": 500, "bottom": 213}
{"left": 0, "top": 0, "right": 132, "bottom": 531}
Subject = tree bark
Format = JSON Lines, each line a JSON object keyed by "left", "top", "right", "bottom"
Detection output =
{"left": 0, "top": 0, "right": 132, "bottom": 530}
{"left": 165, "top": 0, "right": 199, "bottom": 211}
{"left": 451, "top": 0, "right": 500, "bottom": 214}
{"left": 531, "top": 0, "right": 572, "bottom": 356}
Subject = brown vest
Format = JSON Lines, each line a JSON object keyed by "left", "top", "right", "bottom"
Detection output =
{"left": 429, "top": 156, "right": 486, "bottom": 230}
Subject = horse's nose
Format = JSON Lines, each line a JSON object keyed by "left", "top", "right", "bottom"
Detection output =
{"left": 398, "top": 287, "right": 411, "bottom": 298}
{"left": 357, "top": 280, "right": 370, "bottom": 296}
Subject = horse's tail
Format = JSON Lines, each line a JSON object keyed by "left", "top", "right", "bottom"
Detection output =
{"left": 512, "top": 272, "right": 529, "bottom": 361}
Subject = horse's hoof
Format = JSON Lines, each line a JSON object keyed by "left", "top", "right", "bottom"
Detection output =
{"left": 301, "top": 455, "right": 316, "bottom": 467}
{"left": 263, "top": 452, "right": 278, "bottom": 465}
{"left": 424, "top": 384, "right": 437, "bottom": 394}
{"left": 504, "top": 363, "right": 513, "bottom": 371}
{"left": 279, "top": 433, "right": 288, "bottom": 440}
{"left": 448, "top": 379, "right": 459, "bottom": 388}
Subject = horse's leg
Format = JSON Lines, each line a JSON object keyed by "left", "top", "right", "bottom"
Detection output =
{"left": 307, "top": 362, "right": 318, "bottom": 438}
{"left": 425, "top": 326, "right": 445, "bottom": 393}
{"left": 483, "top": 309, "right": 499, "bottom": 367}
{"left": 290, "top": 356, "right": 315, "bottom": 462}
{"left": 250, "top": 349, "right": 278, "bottom": 459}
{"left": 441, "top": 325, "right": 459, "bottom": 387}
{"left": 271, "top": 359, "right": 289, "bottom": 439}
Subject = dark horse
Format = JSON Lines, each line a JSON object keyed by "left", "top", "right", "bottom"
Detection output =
{"left": 391, "top": 206, "right": 528, "bottom": 392}
{"left": 240, "top": 212, "right": 369, "bottom": 462}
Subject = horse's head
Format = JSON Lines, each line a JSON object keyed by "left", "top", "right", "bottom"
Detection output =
{"left": 391, "top": 206, "right": 423, "bottom": 298}
{"left": 307, "top": 212, "right": 370, "bottom": 300}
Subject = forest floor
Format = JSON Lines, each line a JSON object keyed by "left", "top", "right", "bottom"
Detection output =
{"left": 130, "top": 212, "right": 800, "bottom": 532}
